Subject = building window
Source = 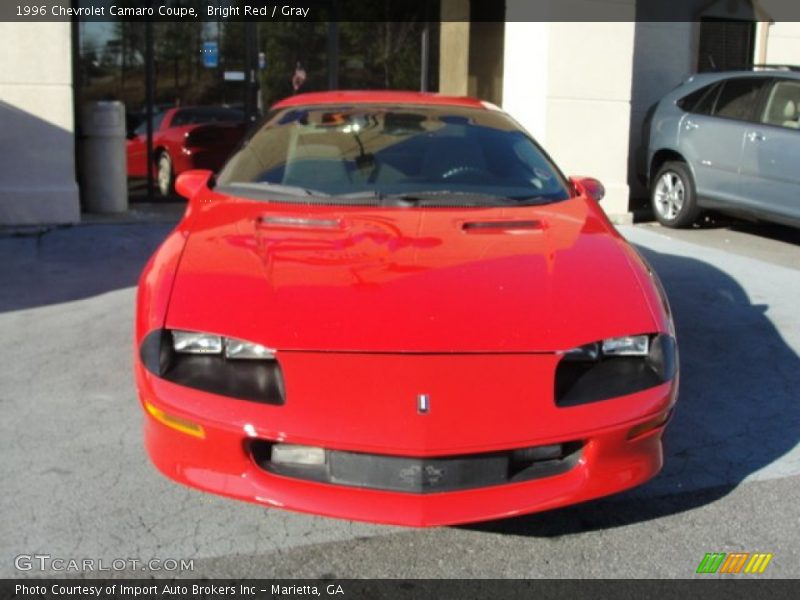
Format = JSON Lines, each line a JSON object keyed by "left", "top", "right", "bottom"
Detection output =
{"left": 697, "top": 18, "right": 756, "bottom": 72}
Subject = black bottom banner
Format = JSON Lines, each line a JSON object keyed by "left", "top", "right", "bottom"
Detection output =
{"left": 1, "top": 579, "right": 797, "bottom": 600}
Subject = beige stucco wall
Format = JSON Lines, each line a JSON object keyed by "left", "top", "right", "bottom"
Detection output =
{"left": 763, "top": 21, "right": 800, "bottom": 64}
{"left": 0, "top": 22, "right": 80, "bottom": 225}
{"left": 502, "top": 6, "right": 636, "bottom": 220}
{"left": 547, "top": 21, "right": 636, "bottom": 219}
{"left": 439, "top": 0, "right": 471, "bottom": 96}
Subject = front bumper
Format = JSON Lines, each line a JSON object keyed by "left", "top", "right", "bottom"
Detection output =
{"left": 135, "top": 352, "right": 676, "bottom": 527}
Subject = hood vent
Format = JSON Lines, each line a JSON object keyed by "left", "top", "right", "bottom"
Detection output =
{"left": 258, "top": 215, "right": 344, "bottom": 230}
{"left": 461, "top": 220, "right": 542, "bottom": 233}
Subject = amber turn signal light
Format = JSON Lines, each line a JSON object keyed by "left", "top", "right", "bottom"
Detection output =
{"left": 144, "top": 400, "right": 205, "bottom": 439}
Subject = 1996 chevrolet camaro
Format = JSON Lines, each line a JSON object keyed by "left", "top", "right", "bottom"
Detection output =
{"left": 135, "top": 91, "right": 678, "bottom": 526}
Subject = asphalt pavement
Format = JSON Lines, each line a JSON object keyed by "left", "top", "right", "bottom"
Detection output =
{"left": 1, "top": 214, "right": 798, "bottom": 578}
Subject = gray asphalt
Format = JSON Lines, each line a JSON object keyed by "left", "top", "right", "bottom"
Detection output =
{"left": 1, "top": 214, "right": 798, "bottom": 578}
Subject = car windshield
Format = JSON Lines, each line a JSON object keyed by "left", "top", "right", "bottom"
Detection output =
{"left": 171, "top": 107, "right": 245, "bottom": 126}
{"left": 133, "top": 112, "right": 166, "bottom": 136}
{"left": 215, "top": 104, "right": 571, "bottom": 206}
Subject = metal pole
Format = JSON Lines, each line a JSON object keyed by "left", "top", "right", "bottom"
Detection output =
{"left": 145, "top": 18, "right": 155, "bottom": 203}
{"left": 244, "top": 21, "right": 257, "bottom": 121}
{"left": 255, "top": 23, "right": 263, "bottom": 115}
{"left": 327, "top": 21, "right": 339, "bottom": 90}
{"left": 420, "top": 22, "right": 430, "bottom": 92}
{"left": 218, "top": 11, "right": 225, "bottom": 105}
{"left": 71, "top": 15, "right": 82, "bottom": 194}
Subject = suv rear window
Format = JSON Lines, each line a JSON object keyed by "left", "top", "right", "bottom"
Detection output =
{"left": 677, "top": 83, "right": 719, "bottom": 114}
{"left": 713, "top": 78, "right": 765, "bottom": 121}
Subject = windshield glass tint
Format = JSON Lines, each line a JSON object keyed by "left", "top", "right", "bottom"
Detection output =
{"left": 134, "top": 112, "right": 166, "bottom": 136}
{"left": 216, "top": 104, "right": 570, "bottom": 203}
{"left": 171, "top": 107, "right": 245, "bottom": 126}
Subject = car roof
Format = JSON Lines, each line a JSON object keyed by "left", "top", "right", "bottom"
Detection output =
{"left": 659, "top": 69, "right": 800, "bottom": 103}
{"left": 682, "top": 69, "right": 800, "bottom": 87}
{"left": 272, "top": 90, "right": 489, "bottom": 110}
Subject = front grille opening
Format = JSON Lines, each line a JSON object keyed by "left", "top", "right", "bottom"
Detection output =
{"left": 508, "top": 442, "right": 583, "bottom": 482}
{"left": 250, "top": 440, "right": 583, "bottom": 494}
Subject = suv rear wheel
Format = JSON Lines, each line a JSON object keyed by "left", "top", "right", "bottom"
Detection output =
{"left": 651, "top": 161, "right": 700, "bottom": 228}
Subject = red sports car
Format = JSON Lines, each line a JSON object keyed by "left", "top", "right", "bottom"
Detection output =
{"left": 135, "top": 91, "right": 678, "bottom": 526}
{"left": 127, "top": 106, "right": 247, "bottom": 197}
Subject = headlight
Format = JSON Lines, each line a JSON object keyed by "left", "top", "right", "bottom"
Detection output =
{"left": 140, "top": 329, "right": 285, "bottom": 405}
{"left": 601, "top": 335, "right": 649, "bottom": 356}
{"left": 556, "top": 333, "right": 677, "bottom": 407}
{"left": 564, "top": 335, "right": 650, "bottom": 360}
{"left": 171, "top": 330, "right": 275, "bottom": 360}
{"left": 172, "top": 331, "right": 223, "bottom": 354}
{"left": 224, "top": 338, "right": 275, "bottom": 360}
{"left": 563, "top": 342, "right": 600, "bottom": 361}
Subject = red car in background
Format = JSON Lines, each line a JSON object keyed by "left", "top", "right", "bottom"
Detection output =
{"left": 127, "top": 106, "right": 247, "bottom": 197}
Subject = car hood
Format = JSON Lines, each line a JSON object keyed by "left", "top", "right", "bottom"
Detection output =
{"left": 166, "top": 195, "right": 657, "bottom": 353}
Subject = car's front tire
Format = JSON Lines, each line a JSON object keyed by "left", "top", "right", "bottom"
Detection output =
{"left": 651, "top": 161, "right": 700, "bottom": 228}
{"left": 156, "top": 152, "right": 174, "bottom": 198}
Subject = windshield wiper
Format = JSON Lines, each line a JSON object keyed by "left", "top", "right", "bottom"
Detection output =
{"left": 379, "top": 191, "right": 538, "bottom": 207}
{"left": 224, "top": 182, "right": 331, "bottom": 198}
{"left": 333, "top": 190, "right": 384, "bottom": 203}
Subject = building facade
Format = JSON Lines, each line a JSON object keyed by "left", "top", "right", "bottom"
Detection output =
{"left": 439, "top": 0, "right": 800, "bottom": 220}
{"left": 2, "top": 0, "right": 799, "bottom": 226}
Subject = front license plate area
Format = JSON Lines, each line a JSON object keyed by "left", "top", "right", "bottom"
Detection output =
{"left": 329, "top": 451, "right": 509, "bottom": 493}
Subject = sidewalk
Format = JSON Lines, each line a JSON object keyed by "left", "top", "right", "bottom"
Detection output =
{"left": 79, "top": 201, "right": 186, "bottom": 225}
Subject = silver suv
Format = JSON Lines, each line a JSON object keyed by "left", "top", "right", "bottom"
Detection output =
{"left": 645, "top": 68, "right": 800, "bottom": 229}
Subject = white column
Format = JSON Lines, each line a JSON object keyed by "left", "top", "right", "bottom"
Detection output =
{"left": 501, "top": 2, "right": 637, "bottom": 221}
{"left": 502, "top": 20, "right": 550, "bottom": 141}
{"left": 0, "top": 22, "right": 80, "bottom": 225}
{"left": 545, "top": 20, "right": 636, "bottom": 220}
{"left": 763, "top": 21, "right": 800, "bottom": 64}
{"left": 439, "top": 0, "right": 471, "bottom": 96}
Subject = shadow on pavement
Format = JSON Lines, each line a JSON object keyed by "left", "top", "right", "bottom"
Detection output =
{"left": 0, "top": 178, "right": 187, "bottom": 314}
{"left": 723, "top": 220, "right": 800, "bottom": 245}
{"left": 0, "top": 222, "right": 177, "bottom": 313}
{"left": 636, "top": 209, "right": 800, "bottom": 246}
{"left": 466, "top": 245, "right": 800, "bottom": 536}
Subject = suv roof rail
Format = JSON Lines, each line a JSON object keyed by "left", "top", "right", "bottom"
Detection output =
{"left": 749, "top": 64, "right": 800, "bottom": 72}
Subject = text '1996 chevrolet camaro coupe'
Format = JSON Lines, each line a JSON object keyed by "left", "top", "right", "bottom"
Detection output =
{"left": 135, "top": 91, "right": 678, "bottom": 526}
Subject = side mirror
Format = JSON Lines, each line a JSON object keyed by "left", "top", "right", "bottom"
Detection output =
{"left": 571, "top": 177, "right": 605, "bottom": 203}
{"left": 175, "top": 169, "right": 213, "bottom": 200}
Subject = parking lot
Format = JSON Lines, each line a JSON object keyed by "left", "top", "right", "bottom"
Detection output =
{"left": 1, "top": 212, "right": 799, "bottom": 578}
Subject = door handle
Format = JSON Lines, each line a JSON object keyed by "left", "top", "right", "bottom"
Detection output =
{"left": 684, "top": 119, "right": 699, "bottom": 130}
{"left": 747, "top": 131, "right": 766, "bottom": 142}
